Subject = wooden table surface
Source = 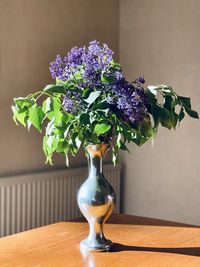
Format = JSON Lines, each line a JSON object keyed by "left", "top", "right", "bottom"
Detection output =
{"left": 0, "top": 214, "right": 200, "bottom": 267}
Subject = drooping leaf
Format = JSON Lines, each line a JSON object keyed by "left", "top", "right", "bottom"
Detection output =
{"left": 14, "top": 98, "right": 35, "bottom": 110}
{"left": 43, "top": 136, "right": 53, "bottom": 165}
{"left": 179, "top": 107, "right": 185, "bottom": 122}
{"left": 44, "top": 84, "right": 66, "bottom": 95}
{"left": 185, "top": 108, "right": 199, "bottom": 119}
{"left": 147, "top": 86, "right": 158, "bottom": 96}
{"left": 150, "top": 104, "right": 161, "bottom": 129}
{"left": 178, "top": 96, "right": 199, "bottom": 119}
{"left": 111, "top": 145, "right": 119, "bottom": 166}
{"left": 29, "top": 105, "right": 45, "bottom": 132}
{"left": 56, "top": 139, "right": 68, "bottom": 153}
{"left": 46, "top": 135, "right": 59, "bottom": 152}
{"left": 46, "top": 111, "right": 54, "bottom": 120}
{"left": 178, "top": 96, "right": 191, "bottom": 109}
{"left": 54, "top": 111, "right": 63, "bottom": 126}
{"left": 46, "top": 118, "right": 55, "bottom": 135}
{"left": 75, "top": 133, "right": 84, "bottom": 149}
{"left": 160, "top": 108, "right": 175, "bottom": 129}
{"left": 12, "top": 105, "right": 29, "bottom": 127}
{"left": 164, "top": 95, "right": 174, "bottom": 111}
{"left": 79, "top": 113, "right": 90, "bottom": 125}
{"left": 42, "top": 97, "right": 51, "bottom": 113}
{"left": 140, "top": 119, "right": 155, "bottom": 138}
{"left": 52, "top": 97, "right": 61, "bottom": 112}
{"left": 84, "top": 91, "right": 101, "bottom": 105}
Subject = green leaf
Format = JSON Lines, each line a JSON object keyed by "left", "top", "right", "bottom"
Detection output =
{"left": 178, "top": 96, "right": 191, "bottom": 109}
{"left": 150, "top": 104, "right": 161, "bottom": 129}
{"left": 82, "top": 88, "right": 91, "bottom": 98}
{"left": 94, "top": 123, "right": 111, "bottom": 135}
{"left": 147, "top": 86, "right": 158, "bottom": 96}
{"left": 160, "top": 108, "right": 175, "bottom": 129}
{"left": 46, "top": 111, "right": 54, "bottom": 120}
{"left": 101, "top": 73, "right": 115, "bottom": 83}
{"left": 29, "top": 105, "right": 45, "bottom": 132}
{"left": 84, "top": 91, "right": 101, "bottom": 105}
{"left": 185, "top": 108, "right": 199, "bottom": 119}
{"left": 159, "top": 85, "right": 174, "bottom": 95}
{"left": 119, "top": 142, "right": 129, "bottom": 152}
{"left": 61, "top": 113, "right": 69, "bottom": 124}
{"left": 140, "top": 119, "right": 155, "bottom": 138}
{"left": 64, "top": 123, "right": 73, "bottom": 138}
{"left": 116, "top": 133, "right": 130, "bottom": 152}
{"left": 52, "top": 97, "right": 61, "bottom": 112}
{"left": 14, "top": 98, "right": 35, "bottom": 109}
{"left": 93, "top": 101, "right": 109, "bottom": 110}
{"left": 43, "top": 136, "right": 53, "bottom": 165}
{"left": 54, "top": 111, "right": 63, "bottom": 126}
{"left": 75, "top": 133, "right": 84, "bottom": 149}
{"left": 12, "top": 107, "right": 29, "bottom": 127}
{"left": 79, "top": 113, "right": 90, "bottom": 125}
{"left": 46, "top": 118, "right": 55, "bottom": 135}
{"left": 46, "top": 136, "right": 59, "bottom": 151}
{"left": 56, "top": 140, "right": 68, "bottom": 153}
{"left": 178, "top": 96, "right": 199, "bottom": 119}
{"left": 179, "top": 107, "right": 185, "bottom": 122}
{"left": 111, "top": 145, "right": 118, "bottom": 166}
{"left": 42, "top": 97, "right": 51, "bottom": 113}
{"left": 164, "top": 95, "right": 174, "bottom": 111}
{"left": 44, "top": 84, "right": 66, "bottom": 95}
{"left": 119, "top": 122, "right": 134, "bottom": 142}
{"left": 74, "top": 71, "right": 82, "bottom": 80}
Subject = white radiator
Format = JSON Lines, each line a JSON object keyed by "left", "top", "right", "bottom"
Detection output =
{"left": 0, "top": 164, "right": 121, "bottom": 237}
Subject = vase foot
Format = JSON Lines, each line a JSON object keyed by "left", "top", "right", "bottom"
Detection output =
{"left": 80, "top": 239, "right": 113, "bottom": 252}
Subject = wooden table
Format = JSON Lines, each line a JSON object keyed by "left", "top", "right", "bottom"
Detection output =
{"left": 0, "top": 214, "right": 200, "bottom": 267}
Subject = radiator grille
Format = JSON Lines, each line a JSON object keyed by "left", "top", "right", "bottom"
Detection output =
{"left": 0, "top": 164, "right": 121, "bottom": 237}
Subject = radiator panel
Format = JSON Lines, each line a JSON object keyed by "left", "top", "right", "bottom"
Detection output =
{"left": 0, "top": 164, "right": 121, "bottom": 237}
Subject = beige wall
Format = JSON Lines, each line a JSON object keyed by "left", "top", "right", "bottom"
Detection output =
{"left": 1, "top": 0, "right": 200, "bottom": 225}
{"left": 0, "top": 0, "right": 119, "bottom": 177}
{"left": 120, "top": 0, "right": 200, "bottom": 224}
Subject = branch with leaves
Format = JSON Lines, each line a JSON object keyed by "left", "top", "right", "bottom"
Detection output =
{"left": 11, "top": 41, "right": 199, "bottom": 166}
{"left": 12, "top": 83, "right": 198, "bottom": 166}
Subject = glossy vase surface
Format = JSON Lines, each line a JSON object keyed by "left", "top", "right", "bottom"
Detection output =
{"left": 77, "top": 143, "right": 116, "bottom": 251}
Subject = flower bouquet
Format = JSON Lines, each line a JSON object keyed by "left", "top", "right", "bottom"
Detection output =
{"left": 12, "top": 41, "right": 198, "bottom": 251}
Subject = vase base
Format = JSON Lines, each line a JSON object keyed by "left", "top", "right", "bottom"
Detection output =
{"left": 80, "top": 239, "right": 113, "bottom": 252}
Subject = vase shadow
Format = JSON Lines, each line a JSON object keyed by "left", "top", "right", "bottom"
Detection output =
{"left": 110, "top": 243, "right": 200, "bottom": 257}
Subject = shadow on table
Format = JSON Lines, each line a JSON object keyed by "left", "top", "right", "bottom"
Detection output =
{"left": 110, "top": 243, "right": 200, "bottom": 257}
{"left": 72, "top": 214, "right": 199, "bottom": 228}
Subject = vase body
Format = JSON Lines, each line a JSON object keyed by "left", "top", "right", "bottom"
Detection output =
{"left": 77, "top": 143, "right": 116, "bottom": 251}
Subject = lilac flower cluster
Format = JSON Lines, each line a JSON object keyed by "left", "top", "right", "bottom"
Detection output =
{"left": 108, "top": 77, "right": 148, "bottom": 123}
{"left": 62, "top": 91, "right": 82, "bottom": 114}
{"left": 50, "top": 41, "right": 113, "bottom": 86}
{"left": 50, "top": 41, "right": 149, "bottom": 122}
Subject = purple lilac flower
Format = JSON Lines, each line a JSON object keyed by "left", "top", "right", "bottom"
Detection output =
{"left": 62, "top": 97, "right": 76, "bottom": 113}
{"left": 49, "top": 55, "right": 64, "bottom": 79}
{"left": 115, "top": 71, "right": 124, "bottom": 81}
{"left": 50, "top": 40, "right": 114, "bottom": 87}
{"left": 49, "top": 41, "right": 149, "bottom": 123}
{"left": 64, "top": 47, "right": 85, "bottom": 66}
{"left": 136, "top": 75, "right": 145, "bottom": 84}
{"left": 62, "top": 91, "right": 82, "bottom": 114}
{"left": 112, "top": 80, "right": 148, "bottom": 123}
{"left": 106, "top": 96, "right": 115, "bottom": 104}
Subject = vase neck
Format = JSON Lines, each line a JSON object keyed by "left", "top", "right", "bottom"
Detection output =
{"left": 86, "top": 144, "right": 109, "bottom": 177}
